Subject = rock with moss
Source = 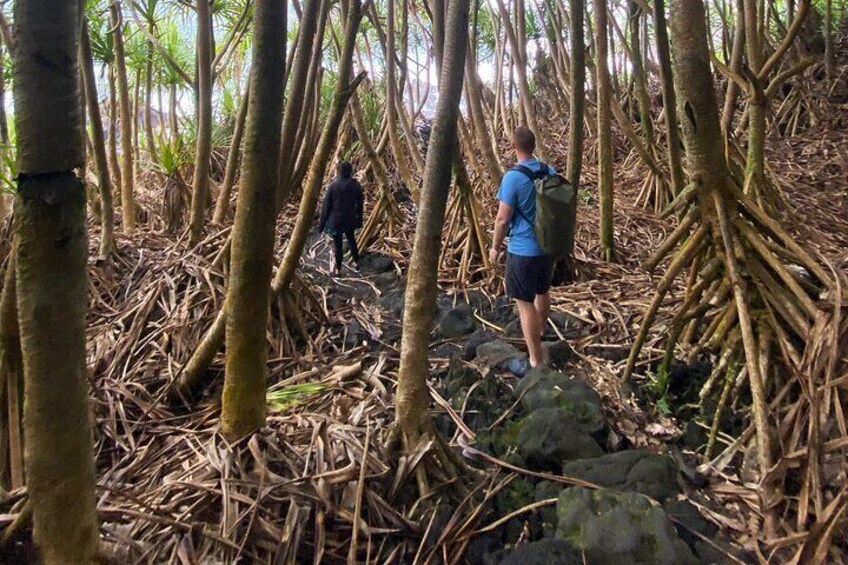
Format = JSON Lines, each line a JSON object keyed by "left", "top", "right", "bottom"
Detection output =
{"left": 436, "top": 303, "right": 477, "bottom": 338}
{"left": 516, "top": 368, "right": 605, "bottom": 437}
{"left": 517, "top": 408, "right": 604, "bottom": 472}
{"left": 494, "top": 477, "right": 545, "bottom": 542}
{"left": 491, "top": 539, "right": 582, "bottom": 565}
{"left": 534, "top": 480, "right": 564, "bottom": 533}
{"left": 476, "top": 340, "right": 525, "bottom": 371}
{"left": 557, "top": 488, "right": 699, "bottom": 564}
{"left": 561, "top": 450, "right": 679, "bottom": 502}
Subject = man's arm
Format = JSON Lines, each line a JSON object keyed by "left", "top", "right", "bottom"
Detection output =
{"left": 490, "top": 201, "right": 513, "bottom": 263}
{"left": 355, "top": 181, "right": 364, "bottom": 228}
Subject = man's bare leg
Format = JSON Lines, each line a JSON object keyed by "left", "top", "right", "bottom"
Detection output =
{"left": 535, "top": 292, "right": 550, "bottom": 336}
{"left": 516, "top": 299, "right": 544, "bottom": 367}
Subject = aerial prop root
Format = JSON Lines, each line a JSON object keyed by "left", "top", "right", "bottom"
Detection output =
{"left": 387, "top": 414, "right": 484, "bottom": 503}
{"left": 622, "top": 186, "right": 833, "bottom": 522}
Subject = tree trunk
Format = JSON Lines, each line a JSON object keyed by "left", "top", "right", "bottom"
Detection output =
{"left": 824, "top": 0, "right": 834, "bottom": 83}
{"left": 213, "top": 85, "right": 250, "bottom": 224}
{"left": 654, "top": 0, "right": 685, "bottom": 195}
{"left": 276, "top": 0, "right": 323, "bottom": 207}
{"left": 13, "top": 0, "right": 99, "bottom": 558}
{"left": 386, "top": 0, "right": 419, "bottom": 200}
{"left": 720, "top": 0, "right": 746, "bottom": 135}
{"left": 288, "top": 0, "right": 330, "bottom": 189}
{"left": 108, "top": 66, "right": 123, "bottom": 205}
{"left": 144, "top": 23, "right": 158, "bottom": 163}
{"left": 111, "top": 1, "right": 136, "bottom": 232}
{"left": 220, "top": 0, "right": 288, "bottom": 440}
{"left": 396, "top": 0, "right": 469, "bottom": 449}
{"left": 188, "top": 0, "right": 214, "bottom": 245}
{"left": 594, "top": 0, "right": 615, "bottom": 261}
{"left": 628, "top": 1, "right": 654, "bottom": 142}
{"left": 0, "top": 251, "right": 23, "bottom": 490}
{"left": 560, "top": 0, "right": 585, "bottom": 281}
{"left": 81, "top": 23, "right": 116, "bottom": 258}
{"left": 465, "top": 36, "right": 503, "bottom": 183}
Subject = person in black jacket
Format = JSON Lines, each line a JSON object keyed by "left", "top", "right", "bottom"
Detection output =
{"left": 319, "top": 161, "right": 364, "bottom": 274}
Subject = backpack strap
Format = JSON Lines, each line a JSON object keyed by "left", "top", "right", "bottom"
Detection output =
{"left": 506, "top": 165, "right": 542, "bottom": 228}
{"left": 510, "top": 163, "right": 548, "bottom": 181}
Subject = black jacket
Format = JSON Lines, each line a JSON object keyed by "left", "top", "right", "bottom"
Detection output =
{"left": 319, "top": 175, "right": 364, "bottom": 234}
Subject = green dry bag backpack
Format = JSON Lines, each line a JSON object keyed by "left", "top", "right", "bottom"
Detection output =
{"left": 511, "top": 163, "right": 576, "bottom": 257}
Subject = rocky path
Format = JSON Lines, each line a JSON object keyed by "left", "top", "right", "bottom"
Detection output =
{"left": 299, "top": 235, "right": 741, "bottom": 564}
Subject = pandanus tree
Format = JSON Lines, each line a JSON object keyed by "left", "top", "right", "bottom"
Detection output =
{"left": 188, "top": 0, "right": 214, "bottom": 245}
{"left": 394, "top": 0, "right": 470, "bottom": 493}
{"left": 81, "top": 21, "right": 117, "bottom": 257}
{"left": 594, "top": 0, "right": 614, "bottom": 261}
{"left": 219, "top": 0, "right": 288, "bottom": 439}
{"left": 220, "top": 0, "right": 365, "bottom": 436}
{"left": 111, "top": 0, "right": 138, "bottom": 233}
{"left": 13, "top": 0, "right": 99, "bottom": 559}
{"left": 624, "top": 0, "right": 836, "bottom": 536}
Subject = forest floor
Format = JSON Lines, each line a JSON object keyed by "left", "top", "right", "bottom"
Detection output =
{"left": 2, "top": 73, "right": 848, "bottom": 565}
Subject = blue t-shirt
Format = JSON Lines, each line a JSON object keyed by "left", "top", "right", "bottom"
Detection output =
{"left": 497, "top": 158, "right": 556, "bottom": 257}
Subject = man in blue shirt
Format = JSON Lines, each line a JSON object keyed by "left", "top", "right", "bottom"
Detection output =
{"left": 489, "top": 127, "right": 554, "bottom": 368}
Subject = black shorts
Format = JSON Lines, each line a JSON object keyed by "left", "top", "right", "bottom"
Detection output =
{"left": 505, "top": 253, "right": 553, "bottom": 303}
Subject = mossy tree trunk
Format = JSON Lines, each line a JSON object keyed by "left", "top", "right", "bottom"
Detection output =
{"left": 395, "top": 0, "right": 469, "bottom": 483}
{"left": 188, "top": 0, "right": 214, "bottom": 245}
{"left": 13, "top": 0, "right": 99, "bottom": 558}
{"left": 220, "top": 0, "right": 288, "bottom": 440}
{"left": 81, "top": 22, "right": 116, "bottom": 258}
{"left": 111, "top": 1, "right": 136, "bottom": 233}
{"left": 594, "top": 0, "right": 615, "bottom": 261}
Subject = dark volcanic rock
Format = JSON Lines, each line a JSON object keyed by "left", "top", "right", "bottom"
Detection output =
{"left": 561, "top": 450, "right": 679, "bottom": 502}
{"left": 378, "top": 288, "right": 405, "bottom": 317}
{"left": 476, "top": 340, "right": 522, "bottom": 368}
{"left": 372, "top": 270, "right": 399, "bottom": 288}
{"left": 535, "top": 480, "right": 564, "bottom": 532}
{"left": 584, "top": 343, "right": 629, "bottom": 362}
{"left": 517, "top": 408, "right": 604, "bottom": 472}
{"left": 431, "top": 343, "right": 461, "bottom": 360}
{"left": 664, "top": 499, "right": 718, "bottom": 549}
{"left": 515, "top": 368, "right": 605, "bottom": 437}
{"left": 343, "top": 320, "right": 365, "bottom": 348}
{"left": 462, "top": 328, "right": 498, "bottom": 361}
{"left": 493, "top": 539, "right": 582, "bottom": 565}
{"left": 541, "top": 340, "right": 577, "bottom": 369}
{"left": 504, "top": 319, "right": 523, "bottom": 338}
{"left": 358, "top": 252, "right": 395, "bottom": 274}
{"left": 557, "top": 488, "right": 699, "bottom": 564}
{"left": 436, "top": 303, "right": 477, "bottom": 338}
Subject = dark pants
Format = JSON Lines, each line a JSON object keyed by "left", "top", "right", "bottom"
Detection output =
{"left": 332, "top": 230, "right": 359, "bottom": 270}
